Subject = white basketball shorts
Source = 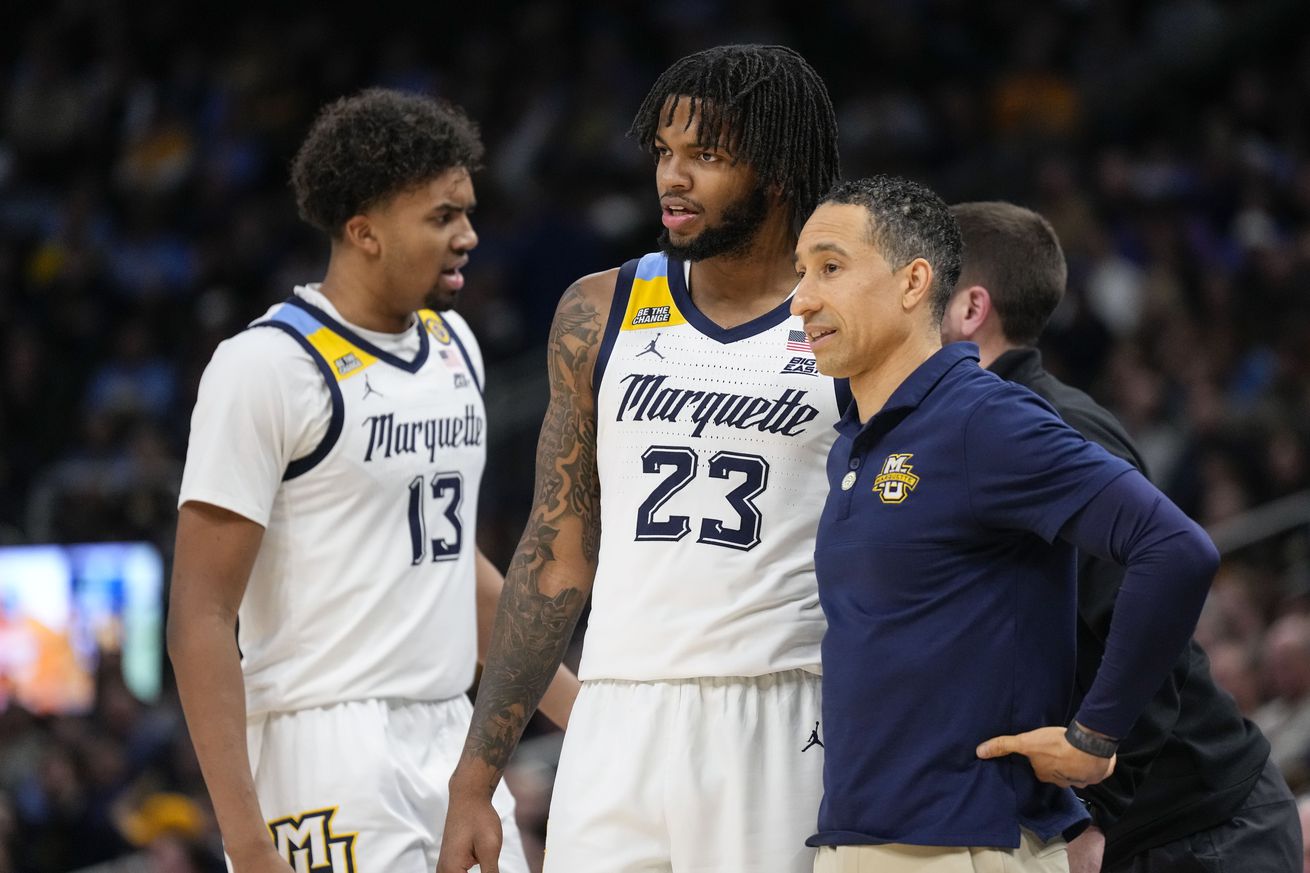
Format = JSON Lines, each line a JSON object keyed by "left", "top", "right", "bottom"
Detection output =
{"left": 544, "top": 669, "right": 824, "bottom": 873}
{"left": 243, "top": 696, "right": 527, "bottom": 873}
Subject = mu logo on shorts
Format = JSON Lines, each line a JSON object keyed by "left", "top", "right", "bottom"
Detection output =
{"left": 872, "top": 453, "right": 919, "bottom": 504}
{"left": 268, "top": 807, "right": 357, "bottom": 873}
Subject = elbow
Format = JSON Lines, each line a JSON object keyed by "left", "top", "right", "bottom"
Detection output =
{"left": 164, "top": 589, "right": 235, "bottom": 668}
{"left": 1174, "top": 523, "right": 1220, "bottom": 601}
{"left": 165, "top": 603, "right": 188, "bottom": 665}
{"left": 1188, "top": 524, "right": 1221, "bottom": 581}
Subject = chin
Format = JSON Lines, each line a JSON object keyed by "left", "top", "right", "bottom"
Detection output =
{"left": 423, "top": 290, "right": 458, "bottom": 312}
{"left": 657, "top": 229, "right": 703, "bottom": 262}
{"left": 811, "top": 353, "right": 849, "bottom": 378}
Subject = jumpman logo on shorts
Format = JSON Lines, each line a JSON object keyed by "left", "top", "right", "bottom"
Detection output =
{"left": 362, "top": 373, "right": 384, "bottom": 400}
{"left": 636, "top": 333, "right": 665, "bottom": 359}
{"left": 802, "top": 722, "right": 823, "bottom": 752}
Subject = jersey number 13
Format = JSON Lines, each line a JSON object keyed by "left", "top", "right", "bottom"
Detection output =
{"left": 407, "top": 472, "right": 464, "bottom": 564}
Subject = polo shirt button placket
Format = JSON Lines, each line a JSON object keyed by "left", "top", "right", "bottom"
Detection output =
{"left": 841, "top": 456, "right": 861, "bottom": 488}
{"left": 838, "top": 454, "right": 861, "bottom": 519}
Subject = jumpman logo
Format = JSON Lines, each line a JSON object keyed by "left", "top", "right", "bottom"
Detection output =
{"left": 362, "top": 373, "right": 384, "bottom": 400}
{"left": 802, "top": 722, "right": 823, "bottom": 752}
{"left": 636, "top": 332, "right": 665, "bottom": 359}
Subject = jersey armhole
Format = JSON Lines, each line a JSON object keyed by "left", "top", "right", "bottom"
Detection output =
{"left": 592, "top": 259, "right": 640, "bottom": 404}
{"left": 249, "top": 321, "right": 345, "bottom": 481}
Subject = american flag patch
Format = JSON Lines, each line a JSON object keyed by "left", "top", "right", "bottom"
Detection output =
{"left": 786, "top": 330, "right": 812, "bottom": 352}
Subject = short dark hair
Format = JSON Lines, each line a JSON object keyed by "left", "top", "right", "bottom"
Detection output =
{"left": 291, "top": 88, "right": 484, "bottom": 237}
{"left": 821, "top": 176, "right": 962, "bottom": 322}
{"left": 628, "top": 44, "right": 840, "bottom": 232}
{"left": 949, "top": 202, "right": 1066, "bottom": 346}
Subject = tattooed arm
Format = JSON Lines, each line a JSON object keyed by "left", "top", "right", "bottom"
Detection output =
{"left": 438, "top": 272, "right": 614, "bottom": 873}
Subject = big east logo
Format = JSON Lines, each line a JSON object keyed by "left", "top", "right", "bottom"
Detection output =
{"left": 872, "top": 453, "right": 920, "bottom": 504}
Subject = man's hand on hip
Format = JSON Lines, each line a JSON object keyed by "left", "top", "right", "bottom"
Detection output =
{"left": 976, "top": 726, "right": 1116, "bottom": 787}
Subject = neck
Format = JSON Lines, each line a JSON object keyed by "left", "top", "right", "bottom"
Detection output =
{"left": 687, "top": 212, "right": 797, "bottom": 306}
{"left": 850, "top": 329, "right": 942, "bottom": 423}
{"left": 317, "top": 253, "right": 412, "bottom": 334}
{"left": 975, "top": 335, "right": 1018, "bottom": 370}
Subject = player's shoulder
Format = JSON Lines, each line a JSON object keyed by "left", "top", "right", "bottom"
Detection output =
{"left": 568, "top": 267, "right": 623, "bottom": 311}
{"left": 214, "top": 317, "right": 314, "bottom": 366}
{"left": 546, "top": 267, "right": 623, "bottom": 347}
{"left": 562, "top": 250, "right": 674, "bottom": 320}
{"left": 201, "top": 308, "right": 323, "bottom": 392}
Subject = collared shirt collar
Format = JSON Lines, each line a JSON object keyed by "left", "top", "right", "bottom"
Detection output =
{"left": 836, "top": 341, "right": 981, "bottom": 438}
{"left": 987, "top": 346, "right": 1043, "bottom": 382}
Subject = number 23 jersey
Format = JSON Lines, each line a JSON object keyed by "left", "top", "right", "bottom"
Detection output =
{"left": 581, "top": 253, "right": 846, "bottom": 681}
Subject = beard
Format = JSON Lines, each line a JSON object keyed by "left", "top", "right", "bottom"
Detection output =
{"left": 657, "top": 185, "right": 770, "bottom": 262}
{"left": 423, "top": 279, "right": 460, "bottom": 312}
{"left": 423, "top": 289, "right": 457, "bottom": 312}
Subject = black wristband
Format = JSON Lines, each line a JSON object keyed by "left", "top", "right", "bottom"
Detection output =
{"left": 1066, "top": 721, "right": 1119, "bottom": 758}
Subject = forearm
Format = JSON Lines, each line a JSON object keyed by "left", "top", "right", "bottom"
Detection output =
{"left": 453, "top": 276, "right": 602, "bottom": 797}
{"left": 456, "top": 556, "right": 589, "bottom": 795}
{"left": 1073, "top": 561, "right": 1183, "bottom": 823}
{"left": 1062, "top": 472, "right": 1219, "bottom": 737}
{"left": 171, "top": 613, "right": 270, "bottom": 859}
{"left": 475, "top": 548, "right": 580, "bottom": 729}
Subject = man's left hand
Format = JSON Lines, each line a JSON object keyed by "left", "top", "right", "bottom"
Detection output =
{"left": 976, "top": 726, "right": 1115, "bottom": 787}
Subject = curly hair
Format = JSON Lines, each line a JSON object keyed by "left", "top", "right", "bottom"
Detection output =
{"left": 628, "top": 44, "right": 840, "bottom": 232}
{"left": 291, "top": 88, "right": 484, "bottom": 237}
{"left": 821, "top": 176, "right": 963, "bottom": 322}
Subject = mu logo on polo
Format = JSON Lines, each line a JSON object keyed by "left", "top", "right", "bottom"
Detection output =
{"left": 872, "top": 453, "right": 920, "bottom": 504}
{"left": 268, "top": 807, "right": 357, "bottom": 873}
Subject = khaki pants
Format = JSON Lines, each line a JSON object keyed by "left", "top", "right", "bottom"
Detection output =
{"left": 814, "top": 829, "right": 1067, "bottom": 873}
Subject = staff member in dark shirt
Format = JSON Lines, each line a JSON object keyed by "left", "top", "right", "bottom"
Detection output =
{"left": 941, "top": 200, "right": 1300, "bottom": 873}
{"left": 791, "top": 175, "right": 1218, "bottom": 873}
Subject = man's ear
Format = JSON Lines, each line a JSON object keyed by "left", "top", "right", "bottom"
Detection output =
{"left": 902, "top": 258, "right": 935, "bottom": 313}
{"left": 954, "top": 285, "right": 993, "bottom": 339}
{"left": 343, "top": 214, "right": 380, "bottom": 257}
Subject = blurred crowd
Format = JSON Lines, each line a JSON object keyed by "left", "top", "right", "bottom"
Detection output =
{"left": 3, "top": 0, "right": 1310, "bottom": 869}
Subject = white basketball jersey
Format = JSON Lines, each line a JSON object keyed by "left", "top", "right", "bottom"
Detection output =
{"left": 238, "top": 297, "right": 486, "bottom": 715}
{"left": 580, "top": 252, "right": 846, "bottom": 681}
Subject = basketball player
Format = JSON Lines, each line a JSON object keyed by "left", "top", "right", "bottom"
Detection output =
{"left": 167, "top": 89, "right": 577, "bottom": 873}
{"left": 438, "top": 45, "right": 843, "bottom": 873}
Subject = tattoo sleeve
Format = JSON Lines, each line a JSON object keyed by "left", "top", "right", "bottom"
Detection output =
{"left": 461, "top": 282, "right": 603, "bottom": 782}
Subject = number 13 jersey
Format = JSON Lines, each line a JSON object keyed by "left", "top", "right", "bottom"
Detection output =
{"left": 581, "top": 253, "right": 847, "bottom": 681}
{"left": 178, "top": 286, "right": 487, "bottom": 716}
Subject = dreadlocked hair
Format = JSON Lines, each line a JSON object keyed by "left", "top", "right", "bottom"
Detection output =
{"left": 628, "top": 45, "right": 840, "bottom": 231}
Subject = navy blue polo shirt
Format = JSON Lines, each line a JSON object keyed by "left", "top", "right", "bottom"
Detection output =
{"left": 810, "top": 342, "right": 1134, "bottom": 849}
